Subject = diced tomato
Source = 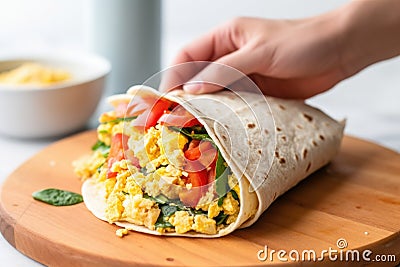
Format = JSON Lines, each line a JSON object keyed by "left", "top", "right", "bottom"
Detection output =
{"left": 108, "top": 133, "right": 126, "bottom": 161}
{"left": 106, "top": 133, "right": 129, "bottom": 178}
{"left": 131, "top": 99, "right": 171, "bottom": 130}
{"left": 188, "top": 169, "right": 208, "bottom": 187}
{"left": 158, "top": 105, "right": 200, "bottom": 127}
{"left": 179, "top": 169, "right": 208, "bottom": 207}
{"left": 106, "top": 157, "right": 119, "bottom": 178}
{"left": 207, "top": 161, "right": 216, "bottom": 184}
{"left": 184, "top": 140, "right": 213, "bottom": 160}
{"left": 125, "top": 149, "right": 140, "bottom": 168}
{"left": 188, "top": 139, "right": 200, "bottom": 150}
{"left": 198, "top": 147, "right": 217, "bottom": 167}
{"left": 184, "top": 140, "right": 216, "bottom": 172}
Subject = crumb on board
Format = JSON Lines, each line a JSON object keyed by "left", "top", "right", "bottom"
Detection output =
{"left": 116, "top": 228, "right": 129, "bottom": 238}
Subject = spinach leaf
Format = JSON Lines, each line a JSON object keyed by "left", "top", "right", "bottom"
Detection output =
{"left": 32, "top": 188, "right": 83, "bottom": 206}
{"left": 143, "top": 193, "right": 169, "bottom": 205}
{"left": 169, "top": 126, "right": 214, "bottom": 142}
{"left": 215, "top": 150, "right": 229, "bottom": 198}
{"left": 218, "top": 196, "right": 224, "bottom": 207}
{"left": 91, "top": 140, "right": 110, "bottom": 158}
{"left": 215, "top": 212, "right": 228, "bottom": 225}
{"left": 155, "top": 220, "right": 174, "bottom": 229}
{"left": 101, "top": 116, "right": 138, "bottom": 124}
{"left": 230, "top": 190, "right": 239, "bottom": 201}
{"left": 161, "top": 205, "right": 178, "bottom": 217}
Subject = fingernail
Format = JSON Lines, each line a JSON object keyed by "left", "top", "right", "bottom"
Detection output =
{"left": 183, "top": 83, "right": 202, "bottom": 93}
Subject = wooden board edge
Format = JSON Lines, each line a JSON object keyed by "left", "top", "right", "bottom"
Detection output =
{"left": 344, "top": 135, "right": 399, "bottom": 156}
{"left": 0, "top": 195, "right": 16, "bottom": 247}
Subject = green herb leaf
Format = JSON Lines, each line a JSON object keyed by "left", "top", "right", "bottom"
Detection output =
{"left": 155, "top": 220, "right": 174, "bottom": 229}
{"left": 230, "top": 190, "right": 239, "bottom": 201}
{"left": 101, "top": 116, "right": 138, "bottom": 124}
{"left": 91, "top": 140, "right": 110, "bottom": 158}
{"left": 161, "top": 205, "right": 178, "bottom": 217}
{"left": 98, "top": 130, "right": 109, "bottom": 134}
{"left": 215, "top": 150, "right": 228, "bottom": 198}
{"left": 32, "top": 188, "right": 83, "bottom": 206}
{"left": 169, "top": 126, "right": 214, "bottom": 142}
{"left": 218, "top": 196, "right": 224, "bottom": 207}
{"left": 215, "top": 212, "right": 228, "bottom": 225}
{"left": 144, "top": 194, "right": 169, "bottom": 205}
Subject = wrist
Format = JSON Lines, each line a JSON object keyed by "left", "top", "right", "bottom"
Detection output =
{"left": 337, "top": 0, "right": 400, "bottom": 76}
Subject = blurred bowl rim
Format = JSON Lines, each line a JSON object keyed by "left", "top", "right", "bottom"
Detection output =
{"left": 0, "top": 49, "right": 111, "bottom": 92}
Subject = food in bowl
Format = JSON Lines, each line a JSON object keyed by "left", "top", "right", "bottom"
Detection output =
{"left": 0, "top": 51, "right": 110, "bottom": 138}
{"left": 0, "top": 62, "right": 71, "bottom": 86}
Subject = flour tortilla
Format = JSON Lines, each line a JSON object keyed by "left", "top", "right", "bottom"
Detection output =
{"left": 82, "top": 85, "right": 344, "bottom": 237}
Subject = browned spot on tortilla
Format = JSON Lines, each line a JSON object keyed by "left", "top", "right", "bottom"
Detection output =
{"left": 224, "top": 124, "right": 229, "bottom": 129}
{"left": 306, "top": 162, "right": 311, "bottom": 172}
{"left": 319, "top": 134, "right": 325, "bottom": 140}
{"left": 281, "top": 136, "right": 287, "bottom": 141}
{"left": 166, "top": 258, "right": 174, "bottom": 262}
{"left": 355, "top": 206, "right": 361, "bottom": 209}
{"left": 295, "top": 154, "right": 299, "bottom": 161}
{"left": 237, "top": 152, "right": 242, "bottom": 157}
{"left": 276, "top": 127, "right": 282, "bottom": 132}
{"left": 247, "top": 123, "right": 256, "bottom": 129}
{"left": 248, "top": 140, "right": 252, "bottom": 145}
{"left": 279, "top": 158, "right": 286, "bottom": 164}
{"left": 303, "top": 113, "right": 313, "bottom": 122}
{"left": 278, "top": 104, "right": 286, "bottom": 110}
{"left": 312, "top": 140, "right": 318, "bottom": 146}
{"left": 264, "top": 129, "right": 269, "bottom": 135}
{"left": 303, "top": 149, "right": 308, "bottom": 159}
{"left": 296, "top": 124, "right": 303, "bottom": 129}
{"left": 222, "top": 135, "right": 227, "bottom": 141}
{"left": 275, "top": 151, "right": 280, "bottom": 158}
{"left": 258, "top": 150, "right": 262, "bottom": 154}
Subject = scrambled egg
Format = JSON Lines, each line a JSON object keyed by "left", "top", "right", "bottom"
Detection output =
{"left": 168, "top": 212, "right": 217, "bottom": 235}
{"left": 116, "top": 228, "right": 129, "bottom": 238}
{"left": 74, "top": 111, "right": 242, "bottom": 235}
{"left": 192, "top": 215, "right": 217, "bottom": 235}
{"left": 0, "top": 63, "right": 70, "bottom": 86}
{"left": 97, "top": 111, "right": 125, "bottom": 145}
{"left": 122, "top": 194, "right": 160, "bottom": 229}
{"left": 73, "top": 151, "right": 106, "bottom": 181}
{"left": 128, "top": 124, "right": 188, "bottom": 191}
{"left": 169, "top": 211, "right": 193, "bottom": 234}
{"left": 104, "top": 160, "right": 160, "bottom": 229}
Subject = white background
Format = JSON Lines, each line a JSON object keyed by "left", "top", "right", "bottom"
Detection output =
{"left": 0, "top": 0, "right": 399, "bottom": 266}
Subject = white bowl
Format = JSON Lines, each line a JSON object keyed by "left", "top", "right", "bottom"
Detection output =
{"left": 0, "top": 51, "right": 110, "bottom": 138}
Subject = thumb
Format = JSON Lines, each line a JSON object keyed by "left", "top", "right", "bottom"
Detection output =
{"left": 183, "top": 46, "right": 259, "bottom": 94}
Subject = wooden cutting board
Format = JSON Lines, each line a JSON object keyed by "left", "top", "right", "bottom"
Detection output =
{"left": 0, "top": 131, "right": 399, "bottom": 266}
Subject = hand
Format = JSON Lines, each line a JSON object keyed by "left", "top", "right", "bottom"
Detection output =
{"left": 161, "top": 0, "right": 400, "bottom": 99}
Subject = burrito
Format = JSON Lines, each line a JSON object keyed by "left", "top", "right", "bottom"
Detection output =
{"left": 74, "top": 85, "right": 344, "bottom": 237}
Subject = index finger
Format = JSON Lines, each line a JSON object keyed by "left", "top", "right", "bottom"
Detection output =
{"left": 172, "top": 21, "right": 239, "bottom": 65}
{"left": 160, "top": 22, "right": 239, "bottom": 92}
